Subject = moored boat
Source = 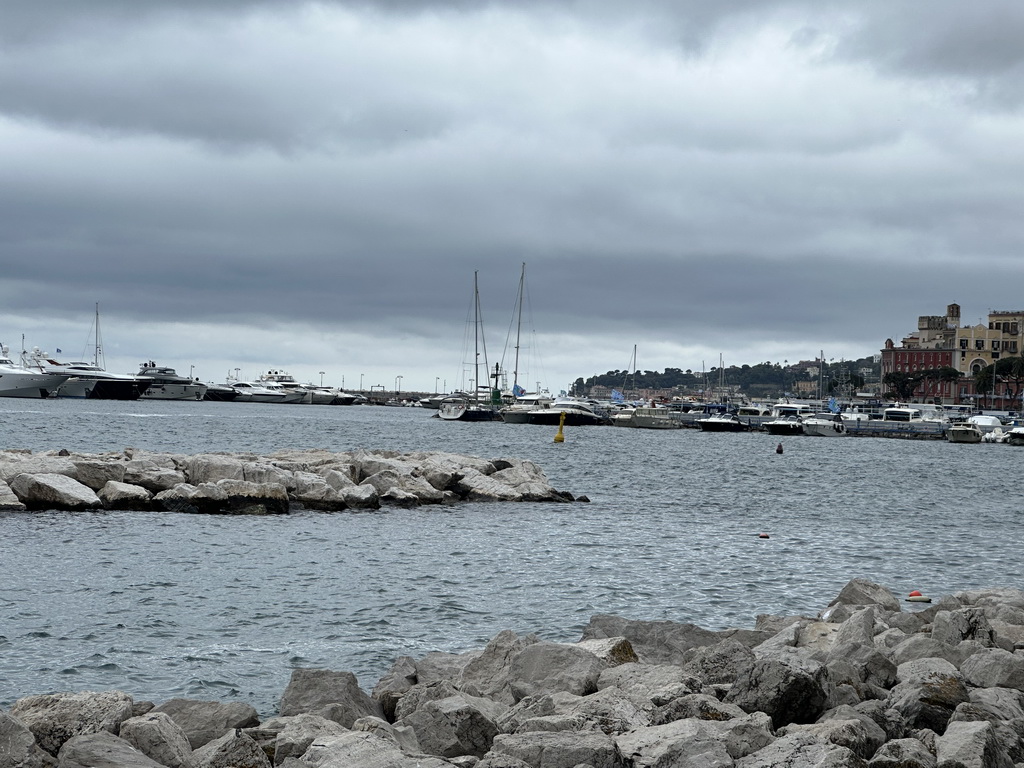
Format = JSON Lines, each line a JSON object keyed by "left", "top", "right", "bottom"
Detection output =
{"left": 946, "top": 422, "right": 983, "bottom": 444}
{"left": 526, "top": 398, "right": 610, "bottom": 426}
{"left": 696, "top": 413, "right": 747, "bottom": 432}
{"left": 0, "top": 344, "right": 70, "bottom": 398}
{"left": 24, "top": 348, "right": 150, "bottom": 400}
{"left": 137, "top": 362, "right": 208, "bottom": 401}
{"left": 801, "top": 412, "right": 847, "bottom": 437}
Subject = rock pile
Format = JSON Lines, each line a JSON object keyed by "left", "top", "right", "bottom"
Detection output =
{"left": 5, "top": 579, "right": 1024, "bottom": 766}
{"left": 0, "top": 448, "right": 579, "bottom": 513}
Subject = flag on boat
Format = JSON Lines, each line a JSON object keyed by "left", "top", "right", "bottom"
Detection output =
{"left": 828, "top": 396, "right": 840, "bottom": 413}
{"left": 512, "top": 384, "right": 526, "bottom": 397}
{"left": 611, "top": 389, "right": 625, "bottom": 402}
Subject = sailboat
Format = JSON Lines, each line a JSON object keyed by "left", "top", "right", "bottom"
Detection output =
{"left": 500, "top": 263, "right": 553, "bottom": 423}
{"left": 24, "top": 304, "right": 151, "bottom": 400}
{"left": 438, "top": 271, "right": 501, "bottom": 422}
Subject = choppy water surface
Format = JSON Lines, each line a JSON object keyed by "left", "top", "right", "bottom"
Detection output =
{"left": 1, "top": 398, "right": 1021, "bottom": 716}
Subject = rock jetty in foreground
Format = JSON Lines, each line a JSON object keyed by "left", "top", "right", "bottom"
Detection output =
{"left": 0, "top": 448, "right": 581, "bottom": 513}
{"left": 6, "top": 579, "right": 1024, "bottom": 767}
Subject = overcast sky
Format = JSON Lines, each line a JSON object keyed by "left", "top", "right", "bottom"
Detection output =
{"left": 3, "top": 1, "right": 1023, "bottom": 394}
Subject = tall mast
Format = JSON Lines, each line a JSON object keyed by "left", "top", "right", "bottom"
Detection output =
{"left": 473, "top": 271, "right": 481, "bottom": 405}
{"left": 94, "top": 303, "right": 104, "bottom": 369}
{"left": 512, "top": 263, "right": 524, "bottom": 393}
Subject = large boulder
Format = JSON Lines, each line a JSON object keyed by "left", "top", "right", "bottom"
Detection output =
{"left": 9, "top": 473, "right": 102, "bottom": 510}
{"left": 181, "top": 455, "right": 246, "bottom": 484}
{"left": 725, "top": 657, "right": 829, "bottom": 729}
{"left": 959, "top": 648, "right": 1024, "bottom": 690}
{"left": 827, "top": 578, "right": 901, "bottom": 614}
{"left": 277, "top": 668, "right": 384, "bottom": 727}
{"left": 98, "top": 480, "right": 153, "bottom": 510}
{"left": 597, "top": 662, "right": 700, "bottom": 709}
{"left": 150, "top": 698, "right": 260, "bottom": 750}
{"left": 244, "top": 713, "right": 348, "bottom": 765}
{"left": 0, "top": 455, "right": 77, "bottom": 483}
{"left": 867, "top": 737, "right": 937, "bottom": 767}
{"left": 580, "top": 614, "right": 743, "bottom": 666}
{"left": 886, "top": 658, "right": 970, "bottom": 735}
{"left": 0, "top": 710, "right": 48, "bottom": 768}
{"left": 459, "top": 630, "right": 539, "bottom": 704}
{"left": 71, "top": 459, "right": 127, "bottom": 490}
{"left": 507, "top": 641, "right": 606, "bottom": 702}
{"left": 932, "top": 608, "right": 998, "bottom": 648}
{"left": 935, "top": 720, "right": 1014, "bottom": 768}
{"left": 734, "top": 731, "right": 865, "bottom": 767}
{"left": 682, "top": 637, "right": 757, "bottom": 686}
{"left": 485, "top": 730, "right": 625, "bottom": 768}
{"left": 399, "top": 691, "right": 507, "bottom": 758}
{"left": 123, "top": 460, "right": 187, "bottom": 492}
{"left": 189, "top": 729, "right": 270, "bottom": 768}
{"left": 56, "top": 730, "right": 165, "bottom": 768}
{"left": 300, "top": 731, "right": 451, "bottom": 768}
{"left": 9, "top": 690, "right": 135, "bottom": 757}
{"left": 118, "top": 711, "right": 194, "bottom": 768}
{"left": 0, "top": 479, "right": 27, "bottom": 511}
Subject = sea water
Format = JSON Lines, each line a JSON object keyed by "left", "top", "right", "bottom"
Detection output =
{"left": 1, "top": 398, "right": 1020, "bottom": 716}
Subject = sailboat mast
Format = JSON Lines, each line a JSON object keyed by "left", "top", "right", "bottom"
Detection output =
{"left": 473, "top": 271, "right": 480, "bottom": 405}
{"left": 94, "top": 303, "right": 104, "bottom": 369}
{"left": 512, "top": 262, "right": 524, "bottom": 393}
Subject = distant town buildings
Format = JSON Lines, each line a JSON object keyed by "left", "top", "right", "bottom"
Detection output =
{"left": 880, "top": 302, "right": 1024, "bottom": 407}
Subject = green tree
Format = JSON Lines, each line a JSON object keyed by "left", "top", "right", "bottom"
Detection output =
{"left": 883, "top": 372, "right": 918, "bottom": 400}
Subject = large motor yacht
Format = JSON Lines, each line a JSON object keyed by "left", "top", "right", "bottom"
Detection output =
{"left": 24, "top": 348, "right": 150, "bottom": 400}
{"left": 137, "top": 362, "right": 208, "bottom": 401}
{"left": 0, "top": 345, "right": 71, "bottom": 398}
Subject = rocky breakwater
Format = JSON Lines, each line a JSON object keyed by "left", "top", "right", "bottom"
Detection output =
{"left": 0, "top": 447, "right": 581, "bottom": 514}
{"left": 5, "top": 579, "right": 1024, "bottom": 767}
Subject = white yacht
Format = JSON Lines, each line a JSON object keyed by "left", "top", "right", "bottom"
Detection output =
{"left": 801, "top": 412, "right": 847, "bottom": 437}
{"left": 227, "top": 381, "right": 294, "bottom": 404}
{"left": 257, "top": 369, "right": 314, "bottom": 404}
{"left": 763, "top": 402, "right": 815, "bottom": 435}
{"left": 137, "top": 362, "right": 208, "bottom": 401}
{"left": 24, "top": 347, "right": 150, "bottom": 400}
{"left": 0, "top": 345, "right": 71, "bottom": 398}
{"left": 500, "top": 391, "right": 554, "bottom": 424}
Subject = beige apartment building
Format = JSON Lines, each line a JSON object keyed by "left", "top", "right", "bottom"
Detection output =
{"left": 880, "top": 303, "right": 1023, "bottom": 406}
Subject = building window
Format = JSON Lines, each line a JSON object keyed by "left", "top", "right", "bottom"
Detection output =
{"left": 993, "top": 340, "right": 1001, "bottom": 350}
{"left": 976, "top": 340, "right": 985, "bottom": 350}
{"left": 1011, "top": 342, "right": 1018, "bottom": 353}
{"left": 960, "top": 339, "right": 968, "bottom": 349}
{"left": 993, "top": 352, "right": 1001, "bottom": 359}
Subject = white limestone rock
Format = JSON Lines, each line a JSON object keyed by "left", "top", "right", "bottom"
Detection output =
{"left": 9, "top": 473, "right": 101, "bottom": 510}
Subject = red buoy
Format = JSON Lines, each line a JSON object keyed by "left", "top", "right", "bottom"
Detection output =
{"left": 908, "top": 589, "right": 922, "bottom": 597}
{"left": 758, "top": 533, "right": 770, "bottom": 539}
{"left": 775, "top": 443, "right": 783, "bottom": 454}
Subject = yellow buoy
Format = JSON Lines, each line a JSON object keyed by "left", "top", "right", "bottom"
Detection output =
{"left": 554, "top": 411, "right": 566, "bottom": 443}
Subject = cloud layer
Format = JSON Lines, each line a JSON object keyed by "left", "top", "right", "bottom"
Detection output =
{"left": 3, "top": 1, "right": 1023, "bottom": 392}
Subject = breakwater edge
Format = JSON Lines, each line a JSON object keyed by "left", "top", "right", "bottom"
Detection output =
{"left": 2, "top": 398, "right": 1021, "bottom": 720}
